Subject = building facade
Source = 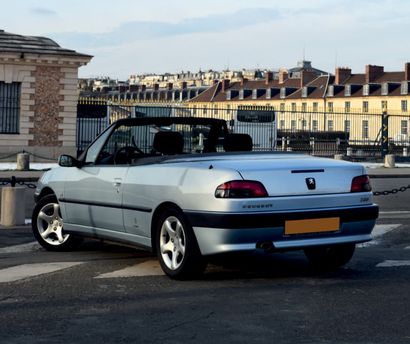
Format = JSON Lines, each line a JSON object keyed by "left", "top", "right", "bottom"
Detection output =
{"left": 0, "top": 30, "right": 92, "bottom": 160}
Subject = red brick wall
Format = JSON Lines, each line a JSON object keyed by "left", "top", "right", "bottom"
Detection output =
{"left": 29, "top": 66, "right": 63, "bottom": 146}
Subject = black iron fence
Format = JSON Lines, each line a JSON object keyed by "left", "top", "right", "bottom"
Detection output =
{"left": 76, "top": 101, "right": 410, "bottom": 158}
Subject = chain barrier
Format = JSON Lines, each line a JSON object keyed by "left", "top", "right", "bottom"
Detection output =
{"left": 0, "top": 176, "right": 36, "bottom": 189}
{"left": 0, "top": 150, "right": 56, "bottom": 161}
{"left": 373, "top": 184, "right": 410, "bottom": 196}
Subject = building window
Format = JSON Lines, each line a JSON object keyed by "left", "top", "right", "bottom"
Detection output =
{"left": 280, "top": 120, "right": 285, "bottom": 129}
{"left": 312, "top": 102, "right": 318, "bottom": 112}
{"left": 381, "top": 83, "right": 389, "bottom": 96}
{"left": 344, "top": 120, "right": 350, "bottom": 133}
{"left": 362, "top": 120, "right": 369, "bottom": 139}
{"left": 301, "top": 119, "right": 307, "bottom": 130}
{"left": 312, "top": 120, "right": 318, "bottom": 132}
{"left": 192, "top": 105, "right": 197, "bottom": 115}
{"left": 401, "top": 120, "right": 408, "bottom": 136}
{"left": 401, "top": 82, "right": 408, "bottom": 95}
{"left": 327, "top": 102, "right": 333, "bottom": 113}
{"left": 402, "top": 100, "right": 408, "bottom": 112}
{"left": 363, "top": 84, "right": 370, "bottom": 96}
{"left": 345, "top": 85, "right": 351, "bottom": 96}
{"left": 381, "top": 100, "right": 388, "bottom": 112}
{"left": 0, "top": 82, "right": 20, "bottom": 133}
{"left": 203, "top": 105, "right": 207, "bottom": 115}
{"left": 291, "top": 120, "right": 296, "bottom": 131}
{"left": 362, "top": 101, "right": 369, "bottom": 113}
{"left": 345, "top": 101, "right": 351, "bottom": 113}
{"left": 280, "top": 103, "right": 285, "bottom": 113}
{"left": 291, "top": 103, "right": 296, "bottom": 112}
{"left": 328, "top": 120, "right": 334, "bottom": 131}
{"left": 214, "top": 104, "right": 218, "bottom": 115}
{"left": 227, "top": 104, "right": 231, "bottom": 114}
{"left": 301, "top": 103, "right": 307, "bottom": 113}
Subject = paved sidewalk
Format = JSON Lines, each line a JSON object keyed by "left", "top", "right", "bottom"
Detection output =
{"left": 0, "top": 225, "right": 33, "bottom": 248}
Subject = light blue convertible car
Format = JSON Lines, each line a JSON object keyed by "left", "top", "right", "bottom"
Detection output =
{"left": 32, "top": 117, "right": 378, "bottom": 279}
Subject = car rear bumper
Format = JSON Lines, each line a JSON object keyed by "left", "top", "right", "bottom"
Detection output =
{"left": 186, "top": 205, "right": 378, "bottom": 256}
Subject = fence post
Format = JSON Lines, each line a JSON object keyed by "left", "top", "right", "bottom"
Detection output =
{"left": 381, "top": 111, "right": 389, "bottom": 157}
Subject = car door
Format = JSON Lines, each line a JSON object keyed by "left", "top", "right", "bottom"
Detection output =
{"left": 62, "top": 123, "right": 130, "bottom": 233}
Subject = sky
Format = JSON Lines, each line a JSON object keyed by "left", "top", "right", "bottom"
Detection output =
{"left": 1, "top": 0, "right": 410, "bottom": 80}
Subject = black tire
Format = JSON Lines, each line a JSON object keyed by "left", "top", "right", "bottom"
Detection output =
{"left": 32, "top": 194, "right": 81, "bottom": 251}
{"left": 155, "top": 207, "right": 206, "bottom": 279}
{"left": 304, "top": 243, "right": 356, "bottom": 270}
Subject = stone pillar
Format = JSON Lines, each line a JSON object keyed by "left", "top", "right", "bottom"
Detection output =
{"left": 384, "top": 154, "right": 395, "bottom": 168}
{"left": 1, "top": 187, "right": 26, "bottom": 226}
{"left": 16, "top": 153, "right": 30, "bottom": 171}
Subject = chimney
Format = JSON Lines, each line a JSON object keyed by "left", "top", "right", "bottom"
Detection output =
{"left": 300, "top": 70, "right": 316, "bottom": 87}
{"left": 278, "top": 69, "right": 288, "bottom": 84}
{"left": 221, "top": 79, "right": 230, "bottom": 92}
{"left": 167, "top": 82, "right": 173, "bottom": 90}
{"left": 182, "top": 81, "right": 188, "bottom": 89}
{"left": 405, "top": 62, "right": 410, "bottom": 81}
{"left": 153, "top": 83, "right": 159, "bottom": 91}
{"left": 365, "top": 65, "right": 384, "bottom": 83}
{"left": 240, "top": 77, "right": 248, "bottom": 87}
{"left": 335, "top": 67, "right": 352, "bottom": 84}
{"left": 265, "top": 71, "right": 273, "bottom": 85}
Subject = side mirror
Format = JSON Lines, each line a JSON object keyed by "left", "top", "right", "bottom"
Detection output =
{"left": 58, "top": 154, "right": 82, "bottom": 168}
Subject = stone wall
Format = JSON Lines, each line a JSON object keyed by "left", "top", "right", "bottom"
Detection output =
{"left": 0, "top": 58, "right": 86, "bottom": 161}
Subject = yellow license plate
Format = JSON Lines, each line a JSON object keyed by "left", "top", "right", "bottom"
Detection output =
{"left": 285, "top": 217, "right": 340, "bottom": 235}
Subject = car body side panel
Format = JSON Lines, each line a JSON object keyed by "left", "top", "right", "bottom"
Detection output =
{"left": 122, "top": 165, "right": 242, "bottom": 236}
{"left": 59, "top": 166, "right": 128, "bottom": 232}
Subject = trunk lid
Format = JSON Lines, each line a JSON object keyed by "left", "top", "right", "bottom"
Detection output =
{"left": 206, "top": 154, "right": 366, "bottom": 197}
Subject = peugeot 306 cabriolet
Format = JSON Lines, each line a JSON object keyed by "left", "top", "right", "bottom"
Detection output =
{"left": 32, "top": 116, "right": 378, "bottom": 279}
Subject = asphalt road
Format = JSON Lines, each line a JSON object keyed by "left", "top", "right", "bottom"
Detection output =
{"left": 0, "top": 177, "right": 409, "bottom": 343}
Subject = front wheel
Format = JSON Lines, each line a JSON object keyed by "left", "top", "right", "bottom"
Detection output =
{"left": 32, "top": 194, "right": 81, "bottom": 251}
{"left": 304, "top": 243, "right": 356, "bottom": 270}
{"left": 156, "top": 208, "right": 206, "bottom": 279}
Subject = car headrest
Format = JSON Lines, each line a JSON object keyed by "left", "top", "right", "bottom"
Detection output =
{"left": 153, "top": 131, "right": 184, "bottom": 155}
{"left": 223, "top": 133, "right": 253, "bottom": 152}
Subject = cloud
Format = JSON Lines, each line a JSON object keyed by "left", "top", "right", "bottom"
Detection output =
{"left": 51, "top": 8, "right": 279, "bottom": 49}
{"left": 30, "top": 7, "right": 57, "bottom": 16}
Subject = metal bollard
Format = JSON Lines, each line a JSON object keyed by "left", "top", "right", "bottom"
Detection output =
{"left": 384, "top": 154, "right": 396, "bottom": 168}
{"left": 1, "top": 182, "right": 25, "bottom": 226}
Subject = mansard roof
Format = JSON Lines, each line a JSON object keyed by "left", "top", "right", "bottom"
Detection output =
{"left": 0, "top": 29, "right": 92, "bottom": 59}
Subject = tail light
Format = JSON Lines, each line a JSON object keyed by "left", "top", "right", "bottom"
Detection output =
{"left": 215, "top": 180, "right": 268, "bottom": 198}
{"left": 351, "top": 175, "right": 372, "bottom": 192}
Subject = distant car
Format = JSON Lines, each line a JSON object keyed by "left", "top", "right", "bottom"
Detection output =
{"left": 32, "top": 116, "right": 378, "bottom": 279}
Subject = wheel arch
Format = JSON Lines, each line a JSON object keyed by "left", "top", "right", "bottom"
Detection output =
{"left": 150, "top": 201, "right": 184, "bottom": 255}
{"left": 37, "top": 187, "right": 56, "bottom": 201}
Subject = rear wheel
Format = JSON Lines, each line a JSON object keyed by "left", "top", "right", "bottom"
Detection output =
{"left": 32, "top": 194, "right": 81, "bottom": 251}
{"left": 304, "top": 243, "right": 356, "bottom": 270}
{"left": 156, "top": 208, "right": 206, "bottom": 279}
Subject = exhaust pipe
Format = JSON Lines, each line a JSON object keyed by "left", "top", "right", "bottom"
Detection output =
{"left": 257, "top": 241, "right": 274, "bottom": 251}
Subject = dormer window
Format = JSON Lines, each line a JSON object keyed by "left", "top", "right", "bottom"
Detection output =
{"left": 239, "top": 89, "right": 244, "bottom": 100}
{"left": 381, "top": 83, "right": 389, "bottom": 96}
{"left": 401, "top": 81, "right": 409, "bottom": 95}
{"left": 363, "top": 84, "right": 370, "bottom": 96}
{"left": 252, "top": 89, "right": 258, "bottom": 100}
{"left": 327, "top": 85, "right": 334, "bottom": 97}
{"left": 345, "top": 85, "right": 351, "bottom": 96}
{"left": 280, "top": 87, "right": 286, "bottom": 99}
{"left": 227, "top": 90, "right": 232, "bottom": 100}
{"left": 302, "top": 87, "right": 308, "bottom": 98}
{"left": 266, "top": 88, "right": 271, "bottom": 99}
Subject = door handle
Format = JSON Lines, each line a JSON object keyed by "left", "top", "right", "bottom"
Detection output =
{"left": 113, "top": 178, "right": 122, "bottom": 192}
